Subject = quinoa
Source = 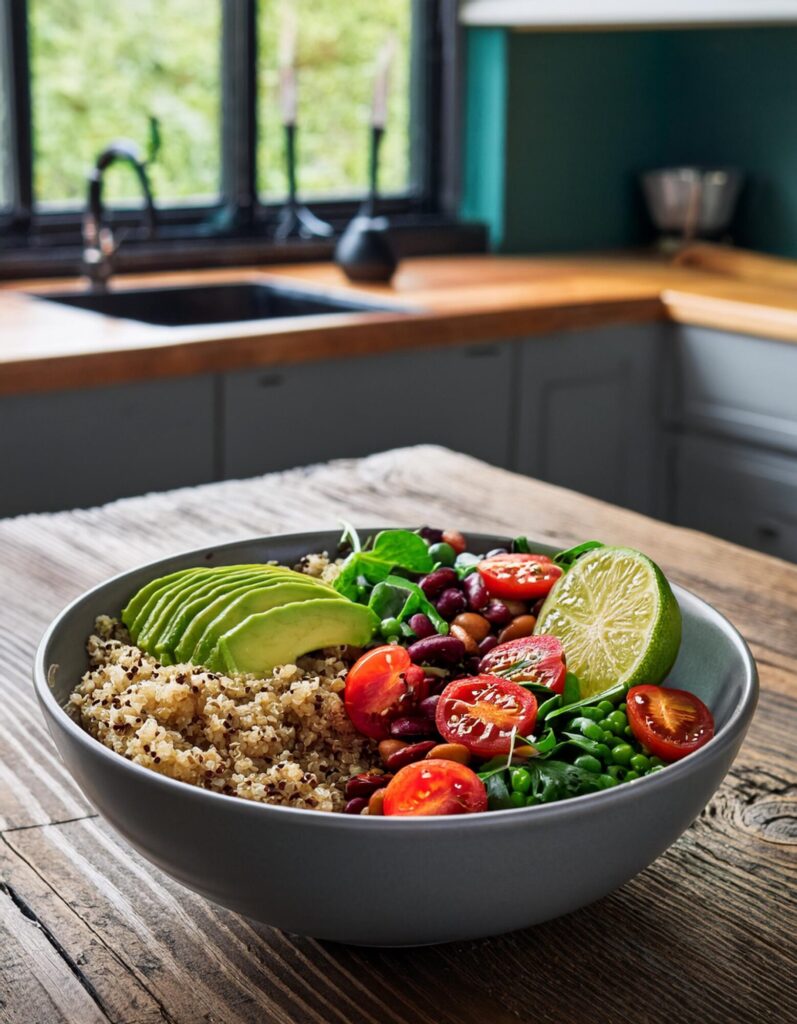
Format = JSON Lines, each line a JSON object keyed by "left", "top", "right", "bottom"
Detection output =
{"left": 68, "top": 615, "right": 379, "bottom": 812}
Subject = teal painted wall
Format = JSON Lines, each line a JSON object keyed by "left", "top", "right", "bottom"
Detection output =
{"left": 463, "top": 27, "right": 797, "bottom": 257}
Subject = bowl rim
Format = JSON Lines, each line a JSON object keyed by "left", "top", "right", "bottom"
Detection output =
{"left": 34, "top": 529, "right": 759, "bottom": 831}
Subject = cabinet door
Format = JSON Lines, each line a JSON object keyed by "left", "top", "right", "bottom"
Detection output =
{"left": 674, "top": 434, "right": 797, "bottom": 562}
{"left": 221, "top": 342, "right": 514, "bottom": 478}
{"left": 0, "top": 376, "right": 216, "bottom": 517}
{"left": 515, "top": 324, "right": 662, "bottom": 514}
{"left": 667, "top": 325, "right": 797, "bottom": 455}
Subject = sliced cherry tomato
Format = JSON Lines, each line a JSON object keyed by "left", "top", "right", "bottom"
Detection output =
{"left": 435, "top": 674, "right": 538, "bottom": 758}
{"left": 479, "top": 635, "right": 567, "bottom": 694}
{"left": 626, "top": 685, "right": 714, "bottom": 762}
{"left": 382, "top": 759, "right": 488, "bottom": 816}
{"left": 344, "top": 645, "right": 426, "bottom": 740}
{"left": 477, "top": 553, "right": 562, "bottom": 600}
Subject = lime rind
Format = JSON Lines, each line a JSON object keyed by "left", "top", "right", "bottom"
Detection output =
{"left": 534, "top": 546, "right": 681, "bottom": 698}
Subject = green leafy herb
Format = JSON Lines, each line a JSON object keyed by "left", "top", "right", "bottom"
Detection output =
{"left": 512, "top": 535, "right": 531, "bottom": 553}
{"left": 367, "top": 576, "right": 448, "bottom": 635}
{"left": 545, "top": 679, "right": 629, "bottom": 723}
{"left": 562, "top": 671, "right": 581, "bottom": 705}
{"left": 369, "top": 530, "right": 434, "bottom": 574}
{"left": 553, "top": 540, "right": 604, "bottom": 571}
{"left": 537, "top": 693, "right": 562, "bottom": 721}
{"left": 483, "top": 770, "right": 514, "bottom": 810}
{"left": 524, "top": 759, "right": 604, "bottom": 800}
{"left": 333, "top": 529, "right": 434, "bottom": 604}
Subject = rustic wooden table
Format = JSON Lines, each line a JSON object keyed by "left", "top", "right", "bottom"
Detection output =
{"left": 1, "top": 447, "right": 795, "bottom": 1024}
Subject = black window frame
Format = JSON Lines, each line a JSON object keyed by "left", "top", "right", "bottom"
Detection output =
{"left": 0, "top": 0, "right": 467, "bottom": 276}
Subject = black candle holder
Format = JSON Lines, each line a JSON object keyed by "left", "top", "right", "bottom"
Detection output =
{"left": 274, "top": 123, "right": 333, "bottom": 241}
{"left": 334, "top": 125, "right": 398, "bottom": 283}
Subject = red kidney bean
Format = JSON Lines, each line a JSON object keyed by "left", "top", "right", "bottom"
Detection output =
{"left": 407, "top": 634, "right": 466, "bottom": 666}
{"left": 419, "top": 694, "right": 440, "bottom": 719}
{"left": 390, "top": 714, "right": 435, "bottom": 738}
{"left": 345, "top": 773, "right": 394, "bottom": 799}
{"left": 436, "top": 588, "right": 468, "bottom": 620}
{"left": 478, "top": 634, "right": 499, "bottom": 657}
{"left": 419, "top": 567, "right": 458, "bottom": 598}
{"left": 428, "top": 676, "right": 449, "bottom": 696}
{"left": 418, "top": 526, "right": 444, "bottom": 544}
{"left": 343, "top": 797, "right": 368, "bottom": 814}
{"left": 408, "top": 612, "right": 435, "bottom": 639}
{"left": 464, "top": 655, "right": 482, "bottom": 675}
{"left": 463, "top": 572, "right": 489, "bottom": 611}
{"left": 483, "top": 599, "right": 512, "bottom": 626}
{"left": 385, "top": 740, "right": 437, "bottom": 772}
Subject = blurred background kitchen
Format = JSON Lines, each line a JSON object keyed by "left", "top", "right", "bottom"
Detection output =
{"left": 1, "top": 0, "right": 796, "bottom": 562}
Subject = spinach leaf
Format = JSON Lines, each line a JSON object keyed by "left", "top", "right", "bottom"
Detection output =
{"left": 367, "top": 576, "right": 449, "bottom": 635}
{"left": 562, "top": 732, "right": 607, "bottom": 758}
{"left": 384, "top": 576, "right": 448, "bottom": 634}
{"left": 370, "top": 530, "right": 434, "bottom": 574}
{"left": 537, "top": 693, "right": 562, "bottom": 722}
{"left": 511, "top": 535, "right": 531, "bottom": 553}
{"left": 545, "top": 679, "right": 629, "bottom": 723}
{"left": 525, "top": 759, "right": 604, "bottom": 800}
{"left": 553, "top": 540, "right": 604, "bottom": 571}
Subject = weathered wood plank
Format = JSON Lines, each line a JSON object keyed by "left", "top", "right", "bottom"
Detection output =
{"left": 0, "top": 446, "right": 795, "bottom": 1024}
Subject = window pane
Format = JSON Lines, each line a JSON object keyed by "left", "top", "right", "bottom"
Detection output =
{"left": 258, "top": 0, "right": 413, "bottom": 201}
{"left": 29, "top": 0, "right": 221, "bottom": 208}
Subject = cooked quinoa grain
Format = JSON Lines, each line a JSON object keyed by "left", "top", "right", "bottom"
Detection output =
{"left": 69, "top": 616, "right": 379, "bottom": 811}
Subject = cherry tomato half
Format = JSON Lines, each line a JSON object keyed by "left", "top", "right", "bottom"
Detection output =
{"left": 435, "top": 674, "right": 538, "bottom": 758}
{"left": 626, "top": 685, "right": 714, "bottom": 762}
{"left": 479, "top": 635, "right": 567, "bottom": 694}
{"left": 383, "top": 758, "right": 488, "bottom": 816}
{"left": 477, "top": 553, "right": 562, "bottom": 600}
{"left": 344, "top": 645, "right": 425, "bottom": 740}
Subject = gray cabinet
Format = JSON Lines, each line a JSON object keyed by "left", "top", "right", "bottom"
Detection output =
{"left": 0, "top": 376, "right": 216, "bottom": 517}
{"left": 221, "top": 342, "right": 514, "bottom": 478}
{"left": 666, "top": 325, "right": 797, "bottom": 455}
{"left": 673, "top": 435, "right": 797, "bottom": 563}
{"left": 514, "top": 324, "right": 663, "bottom": 515}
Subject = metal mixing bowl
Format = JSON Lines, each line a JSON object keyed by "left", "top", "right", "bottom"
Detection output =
{"left": 641, "top": 167, "right": 744, "bottom": 239}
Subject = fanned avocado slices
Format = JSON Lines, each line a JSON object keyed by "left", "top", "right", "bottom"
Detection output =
{"left": 189, "top": 578, "right": 342, "bottom": 668}
{"left": 210, "top": 598, "right": 379, "bottom": 676}
{"left": 123, "top": 567, "right": 206, "bottom": 638}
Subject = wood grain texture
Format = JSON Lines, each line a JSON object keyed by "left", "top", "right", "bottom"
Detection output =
{"left": 0, "top": 445, "right": 795, "bottom": 1024}
{"left": 4, "top": 252, "right": 797, "bottom": 397}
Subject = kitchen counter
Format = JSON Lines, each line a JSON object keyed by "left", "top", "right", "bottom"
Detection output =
{"left": 5, "top": 252, "right": 797, "bottom": 396}
{"left": 1, "top": 445, "right": 795, "bottom": 1024}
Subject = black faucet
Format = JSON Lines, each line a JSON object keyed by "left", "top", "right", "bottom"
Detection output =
{"left": 82, "top": 140, "right": 157, "bottom": 291}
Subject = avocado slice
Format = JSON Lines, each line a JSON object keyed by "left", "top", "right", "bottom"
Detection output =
{"left": 134, "top": 566, "right": 267, "bottom": 652}
{"left": 209, "top": 598, "right": 378, "bottom": 676}
{"left": 123, "top": 567, "right": 206, "bottom": 638}
{"left": 189, "top": 577, "right": 342, "bottom": 669}
{"left": 153, "top": 568, "right": 304, "bottom": 664}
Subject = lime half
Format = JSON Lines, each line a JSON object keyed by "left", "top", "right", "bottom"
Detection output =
{"left": 534, "top": 546, "right": 681, "bottom": 698}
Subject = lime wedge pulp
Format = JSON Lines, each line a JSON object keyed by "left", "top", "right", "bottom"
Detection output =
{"left": 534, "top": 546, "right": 682, "bottom": 699}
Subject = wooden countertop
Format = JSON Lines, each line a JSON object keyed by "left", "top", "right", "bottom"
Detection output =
{"left": 1, "top": 445, "right": 795, "bottom": 1024}
{"left": 4, "top": 252, "right": 797, "bottom": 396}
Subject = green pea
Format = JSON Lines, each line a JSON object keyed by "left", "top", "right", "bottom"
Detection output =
{"left": 624, "top": 770, "right": 640, "bottom": 782}
{"left": 597, "top": 700, "right": 615, "bottom": 715}
{"left": 649, "top": 756, "right": 665, "bottom": 767}
{"left": 598, "top": 774, "right": 619, "bottom": 788}
{"left": 647, "top": 764, "right": 664, "bottom": 774}
{"left": 428, "top": 542, "right": 456, "bottom": 566}
{"left": 578, "top": 720, "right": 604, "bottom": 741}
{"left": 624, "top": 726, "right": 634, "bottom": 738}
{"left": 509, "top": 791, "right": 526, "bottom": 808}
{"left": 607, "top": 710, "right": 627, "bottom": 733}
{"left": 525, "top": 794, "right": 539, "bottom": 806}
{"left": 574, "top": 754, "right": 602, "bottom": 774}
{"left": 579, "top": 706, "right": 603, "bottom": 722}
{"left": 594, "top": 743, "right": 611, "bottom": 761}
{"left": 380, "top": 617, "right": 401, "bottom": 639}
{"left": 602, "top": 730, "right": 615, "bottom": 745}
{"left": 630, "top": 753, "right": 650, "bottom": 772}
{"left": 607, "top": 764, "right": 626, "bottom": 780}
{"left": 610, "top": 743, "right": 635, "bottom": 766}
{"left": 510, "top": 767, "right": 532, "bottom": 794}
{"left": 618, "top": 703, "right": 627, "bottom": 714}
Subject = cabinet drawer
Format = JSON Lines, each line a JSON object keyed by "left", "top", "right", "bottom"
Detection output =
{"left": 668, "top": 325, "right": 797, "bottom": 454}
{"left": 221, "top": 343, "right": 514, "bottom": 479}
{"left": 674, "top": 434, "right": 797, "bottom": 562}
{"left": 0, "top": 376, "right": 216, "bottom": 517}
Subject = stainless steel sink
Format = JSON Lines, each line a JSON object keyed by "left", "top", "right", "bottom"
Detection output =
{"left": 32, "top": 281, "right": 406, "bottom": 327}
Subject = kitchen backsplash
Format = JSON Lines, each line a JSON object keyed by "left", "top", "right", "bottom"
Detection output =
{"left": 462, "top": 27, "right": 797, "bottom": 257}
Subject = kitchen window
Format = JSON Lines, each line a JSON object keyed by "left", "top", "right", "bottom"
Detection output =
{"left": 0, "top": 0, "right": 461, "bottom": 276}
